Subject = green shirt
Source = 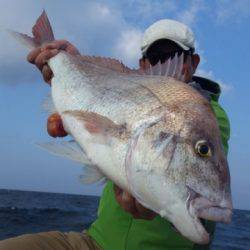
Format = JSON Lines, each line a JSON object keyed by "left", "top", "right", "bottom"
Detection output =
{"left": 87, "top": 76, "right": 230, "bottom": 250}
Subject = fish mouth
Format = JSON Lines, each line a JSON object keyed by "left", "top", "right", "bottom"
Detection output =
{"left": 186, "top": 185, "right": 233, "bottom": 238}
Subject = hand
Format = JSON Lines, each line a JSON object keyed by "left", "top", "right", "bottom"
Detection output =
{"left": 114, "top": 184, "right": 156, "bottom": 220}
{"left": 47, "top": 113, "right": 68, "bottom": 137}
{"left": 27, "top": 40, "right": 80, "bottom": 83}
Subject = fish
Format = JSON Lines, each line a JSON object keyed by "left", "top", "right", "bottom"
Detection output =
{"left": 10, "top": 11, "right": 232, "bottom": 244}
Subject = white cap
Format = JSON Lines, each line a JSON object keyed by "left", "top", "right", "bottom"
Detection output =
{"left": 141, "top": 19, "right": 195, "bottom": 56}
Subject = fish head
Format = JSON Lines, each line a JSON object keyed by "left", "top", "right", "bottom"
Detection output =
{"left": 126, "top": 100, "right": 232, "bottom": 244}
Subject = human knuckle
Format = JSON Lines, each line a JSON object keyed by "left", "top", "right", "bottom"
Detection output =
{"left": 27, "top": 50, "right": 38, "bottom": 63}
{"left": 122, "top": 194, "right": 131, "bottom": 204}
{"left": 27, "top": 53, "right": 33, "bottom": 63}
{"left": 35, "top": 57, "right": 42, "bottom": 68}
{"left": 44, "top": 50, "right": 54, "bottom": 59}
{"left": 47, "top": 115, "right": 57, "bottom": 123}
{"left": 43, "top": 73, "right": 49, "bottom": 82}
{"left": 60, "top": 39, "right": 69, "bottom": 44}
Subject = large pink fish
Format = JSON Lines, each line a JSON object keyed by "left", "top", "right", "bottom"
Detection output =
{"left": 11, "top": 11, "right": 232, "bottom": 244}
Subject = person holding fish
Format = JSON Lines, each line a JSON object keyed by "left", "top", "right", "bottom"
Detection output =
{"left": 0, "top": 13, "right": 231, "bottom": 250}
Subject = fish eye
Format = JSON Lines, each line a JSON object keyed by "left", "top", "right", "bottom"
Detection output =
{"left": 195, "top": 140, "right": 211, "bottom": 157}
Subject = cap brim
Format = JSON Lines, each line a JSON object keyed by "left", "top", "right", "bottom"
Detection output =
{"left": 142, "top": 38, "right": 191, "bottom": 56}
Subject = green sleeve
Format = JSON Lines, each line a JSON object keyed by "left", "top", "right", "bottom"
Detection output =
{"left": 210, "top": 99, "right": 231, "bottom": 155}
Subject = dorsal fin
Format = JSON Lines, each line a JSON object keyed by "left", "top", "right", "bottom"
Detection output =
{"left": 79, "top": 55, "right": 142, "bottom": 75}
{"left": 144, "top": 53, "right": 185, "bottom": 81}
{"left": 78, "top": 53, "right": 185, "bottom": 82}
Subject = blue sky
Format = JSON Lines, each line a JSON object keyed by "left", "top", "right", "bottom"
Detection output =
{"left": 0, "top": 0, "right": 250, "bottom": 210}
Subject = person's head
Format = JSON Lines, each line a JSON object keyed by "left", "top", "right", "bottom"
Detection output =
{"left": 139, "top": 19, "right": 200, "bottom": 83}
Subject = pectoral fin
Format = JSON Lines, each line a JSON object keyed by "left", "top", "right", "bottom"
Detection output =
{"left": 37, "top": 140, "right": 105, "bottom": 184}
{"left": 37, "top": 140, "right": 91, "bottom": 164}
{"left": 63, "top": 110, "right": 129, "bottom": 140}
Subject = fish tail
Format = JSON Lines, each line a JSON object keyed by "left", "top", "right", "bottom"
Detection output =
{"left": 8, "top": 10, "right": 55, "bottom": 49}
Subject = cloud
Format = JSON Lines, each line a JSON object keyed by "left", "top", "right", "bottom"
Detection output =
{"left": 196, "top": 69, "right": 214, "bottom": 79}
{"left": 196, "top": 68, "right": 234, "bottom": 93}
{"left": 218, "top": 81, "right": 234, "bottom": 92}
{"left": 215, "top": 0, "right": 250, "bottom": 23}
{"left": 174, "top": 1, "right": 235, "bottom": 95}
{"left": 113, "top": 28, "right": 143, "bottom": 67}
{"left": 176, "top": 0, "right": 206, "bottom": 27}
{"left": 117, "top": 0, "right": 177, "bottom": 27}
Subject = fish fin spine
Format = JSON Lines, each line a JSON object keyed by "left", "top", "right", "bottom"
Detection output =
{"left": 143, "top": 52, "right": 185, "bottom": 82}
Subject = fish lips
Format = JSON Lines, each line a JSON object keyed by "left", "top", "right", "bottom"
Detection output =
{"left": 178, "top": 185, "right": 233, "bottom": 244}
{"left": 186, "top": 185, "right": 233, "bottom": 226}
{"left": 196, "top": 205, "right": 232, "bottom": 224}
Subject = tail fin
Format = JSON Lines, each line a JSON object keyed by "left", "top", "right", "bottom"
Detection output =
{"left": 9, "top": 10, "right": 55, "bottom": 49}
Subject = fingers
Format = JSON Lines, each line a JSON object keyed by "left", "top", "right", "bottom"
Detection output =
{"left": 42, "top": 40, "right": 80, "bottom": 55}
{"left": 66, "top": 44, "right": 80, "bottom": 55}
{"left": 27, "top": 47, "right": 42, "bottom": 64}
{"left": 42, "top": 64, "right": 53, "bottom": 84}
{"left": 42, "top": 65, "right": 53, "bottom": 84}
{"left": 113, "top": 185, "right": 156, "bottom": 220}
{"left": 42, "top": 40, "right": 70, "bottom": 51}
{"left": 113, "top": 184, "right": 123, "bottom": 197}
{"left": 28, "top": 40, "right": 79, "bottom": 66}
{"left": 27, "top": 40, "right": 80, "bottom": 84}
{"left": 114, "top": 185, "right": 137, "bottom": 216}
{"left": 121, "top": 192, "right": 138, "bottom": 215}
{"left": 27, "top": 40, "right": 70, "bottom": 67}
{"left": 27, "top": 47, "right": 59, "bottom": 83}
{"left": 35, "top": 49, "right": 59, "bottom": 70}
{"left": 34, "top": 49, "right": 59, "bottom": 83}
{"left": 47, "top": 113, "right": 68, "bottom": 138}
{"left": 135, "top": 201, "right": 156, "bottom": 220}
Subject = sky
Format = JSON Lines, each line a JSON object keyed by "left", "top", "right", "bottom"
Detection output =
{"left": 0, "top": 0, "right": 250, "bottom": 210}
